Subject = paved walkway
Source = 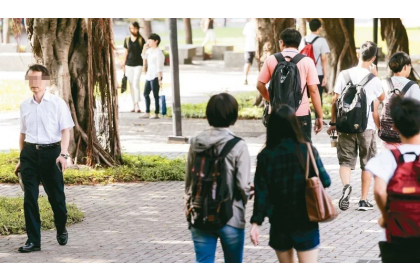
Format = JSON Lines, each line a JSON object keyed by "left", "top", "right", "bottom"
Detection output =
{"left": 0, "top": 119, "right": 383, "bottom": 263}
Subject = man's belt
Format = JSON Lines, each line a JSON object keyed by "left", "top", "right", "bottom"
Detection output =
{"left": 25, "top": 141, "right": 61, "bottom": 150}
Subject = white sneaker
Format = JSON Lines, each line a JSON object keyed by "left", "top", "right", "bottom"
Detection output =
{"left": 140, "top": 113, "right": 150, "bottom": 119}
{"left": 149, "top": 114, "right": 160, "bottom": 119}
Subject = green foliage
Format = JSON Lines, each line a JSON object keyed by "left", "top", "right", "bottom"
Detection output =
{"left": 0, "top": 196, "right": 84, "bottom": 235}
{"left": 0, "top": 151, "right": 186, "bottom": 185}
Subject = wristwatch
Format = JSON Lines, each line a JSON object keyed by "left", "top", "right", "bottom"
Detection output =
{"left": 329, "top": 122, "right": 336, "bottom": 126}
{"left": 60, "top": 153, "right": 70, "bottom": 159}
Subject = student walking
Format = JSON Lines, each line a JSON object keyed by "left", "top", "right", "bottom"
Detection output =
{"left": 250, "top": 104, "right": 331, "bottom": 263}
{"left": 299, "top": 19, "right": 330, "bottom": 122}
{"left": 257, "top": 28, "right": 324, "bottom": 142}
{"left": 201, "top": 18, "right": 216, "bottom": 47}
{"left": 122, "top": 21, "right": 146, "bottom": 113}
{"left": 185, "top": 93, "right": 251, "bottom": 263}
{"left": 140, "top": 33, "right": 164, "bottom": 119}
{"left": 366, "top": 96, "right": 420, "bottom": 263}
{"left": 379, "top": 51, "right": 420, "bottom": 150}
{"left": 243, "top": 19, "right": 256, "bottom": 85}
{"left": 14, "top": 64, "right": 74, "bottom": 253}
{"left": 328, "top": 41, "right": 385, "bottom": 211}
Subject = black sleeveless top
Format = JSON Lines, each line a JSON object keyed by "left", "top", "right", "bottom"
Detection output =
{"left": 208, "top": 19, "right": 214, "bottom": 30}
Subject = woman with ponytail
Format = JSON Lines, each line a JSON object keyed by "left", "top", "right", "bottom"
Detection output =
{"left": 122, "top": 21, "right": 146, "bottom": 113}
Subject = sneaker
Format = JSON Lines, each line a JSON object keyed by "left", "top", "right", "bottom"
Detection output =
{"left": 140, "top": 113, "right": 150, "bottom": 119}
{"left": 149, "top": 114, "right": 160, "bottom": 119}
{"left": 338, "top": 184, "right": 352, "bottom": 211}
{"left": 244, "top": 79, "right": 248, "bottom": 85}
{"left": 358, "top": 200, "right": 374, "bottom": 211}
{"left": 365, "top": 199, "right": 374, "bottom": 208}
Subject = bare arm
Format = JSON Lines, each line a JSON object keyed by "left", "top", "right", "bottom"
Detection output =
{"left": 60, "top": 128, "right": 70, "bottom": 155}
{"left": 256, "top": 81, "right": 269, "bottom": 101}
{"left": 374, "top": 176, "right": 388, "bottom": 222}
{"left": 378, "top": 92, "right": 385, "bottom": 102}
{"left": 122, "top": 49, "right": 128, "bottom": 71}
{"left": 19, "top": 133, "right": 25, "bottom": 151}
{"left": 321, "top": 54, "right": 328, "bottom": 86}
{"left": 373, "top": 99, "right": 381, "bottom": 129}
{"left": 327, "top": 93, "right": 339, "bottom": 135}
{"left": 308, "top": 84, "right": 323, "bottom": 134}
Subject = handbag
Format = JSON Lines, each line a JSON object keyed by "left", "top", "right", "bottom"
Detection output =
{"left": 305, "top": 143, "right": 337, "bottom": 222}
{"left": 121, "top": 73, "right": 127, "bottom": 93}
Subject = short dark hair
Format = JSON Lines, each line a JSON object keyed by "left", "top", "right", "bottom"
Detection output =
{"left": 359, "top": 41, "right": 377, "bottom": 62}
{"left": 389, "top": 51, "right": 411, "bottom": 73}
{"left": 148, "top": 33, "right": 161, "bottom": 46}
{"left": 390, "top": 95, "right": 420, "bottom": 138}
{"left": 309, "top": 19, "right": 322, "bottom": 32}
{"left": 280, "top": 28, "right": 302, "bottom": 49}
{"left": 206, "top": 93, "right": 238, "bottom": 127}
{"left": 26, "top": 64, "right": 49, "bottom": 77}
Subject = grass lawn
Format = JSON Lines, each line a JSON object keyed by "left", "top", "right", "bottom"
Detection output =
{"left": 0, "top": 151, "right": 186, "bottom": 185}
{"left": 0, "top": 196, "right": 84, "bottom": 235}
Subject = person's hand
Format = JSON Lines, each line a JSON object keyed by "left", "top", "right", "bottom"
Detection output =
{"left": 322, "top": 76, "right": 327, "bottom": 87}
{"left": 378, "top": 216, "right": 386, "bottom": 228}
{"left": 143, "top": 43, "right": 150, "bottom": 51}
{"left": 370, "top": 64, "right": 378, "bottom": 76}
{"left": 249, "top": 185, "right": 255, "bottom": 200}
{"left": 56, "top": 155, "right": 67, "bottom": 172}
{"left": 250, "top": 223, "right": 260, "bottom": 246}
{"left": 14, "top": 161, "right": 21, "bottom": 177}
{"left": 122, "top": 65, "right": 125, "bottom": 73}
{"left": 314, "top": 118, "right": 323, "bottom": 134}
{"left": 142, "top": 66, "right": 147, "bottom": 74}
{"left": 327, "top": 125, "right": 336, "bottom": 135}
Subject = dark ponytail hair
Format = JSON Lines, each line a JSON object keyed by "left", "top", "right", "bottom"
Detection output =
{"left": 131, "top": 21, "right": 141, "bottom": 38}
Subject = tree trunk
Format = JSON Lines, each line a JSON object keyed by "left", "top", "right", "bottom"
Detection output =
{"left": 184, "top": 18, "right": 193, "bottom": 44}
{"left": 298, "top": 18, "right": 307, "bottom": 37}
{"left": 139, "top": 18, "right": 152, "bottom": 39}
{"left": 254, "top": 18, "right": 295, "bottom": 106}
{"left": 320, "top": 18, "right": 358, "bottom": 92}
{"left": 3, "top": 18, "right": 10, "bottom": 43}
{"left": 380, "top": 18, "right": 418, "bottom": 81}
{"left": 24, "top": 18, "right": 122, "bottom": 167}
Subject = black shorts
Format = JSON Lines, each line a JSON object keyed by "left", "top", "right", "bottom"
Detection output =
{"left": 269, "top": 226, "right": 320, "bottom": 252}
{"left": 244, "top": 51, "right": 255, "bottom": 64}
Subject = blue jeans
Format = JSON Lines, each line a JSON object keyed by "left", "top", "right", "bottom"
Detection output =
{"left": 190, "top": 225, "right": 245, "bottom": 263}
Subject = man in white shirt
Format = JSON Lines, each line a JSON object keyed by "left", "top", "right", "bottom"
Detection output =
{"left": 299, "top": 19, "right": 330, "bottom": 120}
{"left": 141, "top": 33, "right": 165, "bottom": 119}
{"left": 14, "top": 64, "right": 75, "bottom": 253}
{"left": 327, "top": 41, "right": 385, "bottom": 212}
{"left": 243, "top": 19, "right": 256, "bottom": 85}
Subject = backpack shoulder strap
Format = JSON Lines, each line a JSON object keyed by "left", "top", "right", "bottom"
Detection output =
{"left": 291, "top": 53, "right": 305, "bottom": 64}
{"left": 125, "top": 37, "right": 130, "bottom": 48}
{"left": 359, "top": 73, "right": 375, "bottom": 87}
{"left": 310, "top": 36, "right": 320, "bottom": 44}
{"left": 390, "top": 148, "right": 402, "bottom": 165}
{"left": 386, "top": 78, "right": 394, "bottom": 93}
{"left": 218, "top": 137, "right": 242, "bottom": 159}
{"left": 343, "top": 70, "right": 352, "bottom": 85}
{"left": 274, "top": 53, "right": 285, "bottom": 63}
{"left": 401, "top": 80, "right": 417, "bottom": 96}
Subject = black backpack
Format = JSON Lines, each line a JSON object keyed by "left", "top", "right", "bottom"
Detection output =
{"left": 336, "top": 70, "right": 375, "bottom": 133}
{"left": 263, "top": 53, "right": 306, "bottom": 127}
{"left": 187, "top": 137, "right": 242, "bottom": 230}
{"left": 378, "top": 78, "right": 416, "bottom": 143}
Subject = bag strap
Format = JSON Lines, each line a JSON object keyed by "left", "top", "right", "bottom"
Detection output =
{"left": 359, "top": 73, "right": 375, "bottom": 87}
{"left": 310, "top": 36, "right": 320, "bottom": 44}
{"left": 305, "top": 143, "right": 319, "bottom": 179}
{"left": 274, "top": 53, "right": 285, "bottom": 63}
{"left": 343, "top": 70, "right": 352, "bottom": 85}
{"left": 291, "top": 53, "right": 305, "bottom": 65}
{"left": 390, "top": 148, "right": 402, "bottom": 164}
{"left": 218, "top": 137, "right": 241, "bottom": 159}
{"left": 125, "top": 37, "right": 129, "bottom": 48}
{"left": 401, "top": 80, "right": 417, "bottom": 96}
{"left": 386, "top": 78, "right": 394, "bottom": 94}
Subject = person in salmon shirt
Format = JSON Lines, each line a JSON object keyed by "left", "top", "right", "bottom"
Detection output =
{"left": 256, "top": 28, "right": 323, "bottom": 142}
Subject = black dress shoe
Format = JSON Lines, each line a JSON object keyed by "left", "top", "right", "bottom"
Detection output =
{"left": 18, "top": 243, "right": 41, "bottom": 253}
{"left": 57, "top": 229, "right": 68, "bottom": 245}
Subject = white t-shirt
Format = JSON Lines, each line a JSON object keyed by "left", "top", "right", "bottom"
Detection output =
{"left": 334, "top": 67, "right": 384, "bottom": 130}
{"left": 365, "top": 144, "right": 420, "bottom": 241}
{"left": 299, "top": 34, "right": 330, "bottom": 76}
{"left": 381, "top": 76, "right": 420, "bottom": 101}
{"left": 243, "top": 21, "right": 256, "bottom": 52}
{"left": 141, "top": 47, "right": 165, "bottom": 81}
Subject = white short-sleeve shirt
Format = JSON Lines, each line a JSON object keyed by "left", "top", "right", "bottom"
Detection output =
{"left": 299, "top": 34, "right": 330, "bottom": 76}
{"left": 334, "top": 67, "right": 384, "bottom": 130}
{"left": 381, "top": 76, "right": 420, "bottom": 101}
{"left": 141, "top": 47, "right": 165, "bottom": 81}
{"left": 243, "top": 21, "right": 256, "bottom": 52}
{"left": 20, "top": 89, "right": 75, "bottom": 144}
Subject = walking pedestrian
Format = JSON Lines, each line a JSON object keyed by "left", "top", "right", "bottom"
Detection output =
{"left": 243, "top": 19, "right": 256, "bottom": 85}
{"left": 185, "top": 93, "right": 251, "bottom": 263}
{"left": 201, "top": 18, "right": 216, "bottom": 47}
{"left": 327, "top": 41, "right": 385, "bottom": 211}
{"left": 14, "top": 64, "right": 74, "bottom": 253}
{"left": 250, "top": 104, "right": 331, "bottom": 263}
{"left": 122, "top": 21, "right": 146, "bottom": 113}
{"left": 140, "top": 33, "right": 164, "bottom": 119}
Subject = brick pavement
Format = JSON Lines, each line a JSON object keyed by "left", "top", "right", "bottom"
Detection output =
{"left": 0, "top": 119, "right": 384, "bottom": 263}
